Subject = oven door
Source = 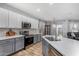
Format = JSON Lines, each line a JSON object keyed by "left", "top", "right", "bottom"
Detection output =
{"left": 24, "top": 36, "right": 33, "bottom": 49}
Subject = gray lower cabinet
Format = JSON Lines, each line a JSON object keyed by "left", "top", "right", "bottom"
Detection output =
{"left": 34, "top": 34, "right": 41, "bottom": 43}
{"left": 37, "top": 34, "right": 41, "bottom": 42}
{"left": 0, "top": 36, "right": 24, "bottom": 56}
{"left": 0, "top": 39, "right": 14, "bottom": 56}
{"left": 15, "top": 37, "right": 24, "bottom": 51}
{"left": 34, "top": 35, "right": 38, "bottom": 43}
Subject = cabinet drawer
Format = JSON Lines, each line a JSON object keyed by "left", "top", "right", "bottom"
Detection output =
{"left": 0, "top": 42, "right": 13, "bottom": 56}
{"left": 20, "top": 37, "right": 24, "bottom": 40}
{"left": 0, "top": 39, "right": 13, "bottom": 44}
{"left": 16, "top": 37, "right": 24, "bottom": 40}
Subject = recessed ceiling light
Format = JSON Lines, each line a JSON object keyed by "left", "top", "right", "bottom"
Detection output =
{"left": 49, "top": 3, "right": 53, "bottom": 5}
{"left": 36, "top": 8, "right": 40, "bottom": 12}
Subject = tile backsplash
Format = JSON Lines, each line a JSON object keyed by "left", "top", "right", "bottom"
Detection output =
{"left": 0, "top": 28, "right": 39, "bottom": 37}
{"left": 0, "top": 29, "right": 19, "bottom": 36}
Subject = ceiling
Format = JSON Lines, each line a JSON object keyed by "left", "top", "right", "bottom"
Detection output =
{"left": 6, "top": 3, "right": 79, "bottom": 21}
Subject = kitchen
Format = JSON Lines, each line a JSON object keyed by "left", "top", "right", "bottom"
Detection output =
{"left": 0, "top": 3, "right": 79, "bottom": 56}
{"left": 0, "top": 3, "right": 45, "bottom": 56}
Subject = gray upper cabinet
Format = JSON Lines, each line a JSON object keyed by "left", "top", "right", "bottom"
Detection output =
{"left": 0, "top": 36, "right": 24, "bottom": 56}
{"left": 0, "top": 8, "right": 9, "bottom": 28}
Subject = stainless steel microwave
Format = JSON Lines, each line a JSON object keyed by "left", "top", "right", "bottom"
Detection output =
{"left": 22, "top": 22, "right": 31, "bottom": 29}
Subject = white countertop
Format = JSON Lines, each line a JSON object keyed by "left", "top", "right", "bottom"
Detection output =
{"left": 43, "top": 35, "right": 79, "bottom": 56}
{"left": 29, "top": 33, "right": 42, "bottom": 35}
{"left": 0, "top": 35, "right": 24, "bottom": 40}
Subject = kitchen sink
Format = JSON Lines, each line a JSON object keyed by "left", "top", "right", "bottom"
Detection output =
{"left": 45, "top": 37, "right": 60, "bottom": 41}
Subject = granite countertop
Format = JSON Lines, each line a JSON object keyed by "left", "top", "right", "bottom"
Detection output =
{"left": 0, "top": 35, "right": 24, "bottom": 40}
{"left": 43, "top": 35, "right": 79, "bottom": 56}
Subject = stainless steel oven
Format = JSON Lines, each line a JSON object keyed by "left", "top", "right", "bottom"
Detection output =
{"left": 22, "top": 22, "right": 31, "bottom": 29}
{"left": 19, "top": 31, "right": 34, "bottom": 50}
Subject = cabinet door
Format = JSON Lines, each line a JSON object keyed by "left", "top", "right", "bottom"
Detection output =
{"left": 22, "top": 16, "right": 29, "bottom": 23}
{"left": 26, "top": 17, "right": 31, "bottom": 23}
{"left": 9, "top": 11, "right": 17, "bottom": 28}
{"left": 33, "top": 19, "right": 38, "bottom": 29}
{"left": 15, "top": 37, "right": 24, "bottom": 51}
{"left": 34, "top": 34, "right": 41, "bottom": 43}
{"left": 34, "top": 35, "right": 38, "bottom": 43}
{"left": 30, "top": 18, "right": 38, "bottom": 29}
{"left": 35, "top": 20, "right": 39, "bottom": 29}
{"left": 22, "top": 16, "right": 26, "bottom": 22}
{"left": 0, "top": 8, "right": 9, "bottom": 28}
{"left": 0, "top": 39, "right": 14, "bottom": 56}
{"left": 37, "top": 34, "right": 41, "bottom": 42}
{"left": 16, "top": 13, "right": 22, "bottom": 28}
{"left": 42, "top": 39, "right": 49, "bottom": 56}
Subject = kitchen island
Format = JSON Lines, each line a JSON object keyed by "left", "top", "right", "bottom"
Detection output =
{"left": 0, "top": 35, "right": 24, "bottom": 56}
{"left": 42, "top": 35, "right": 79, "bottom": 56}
